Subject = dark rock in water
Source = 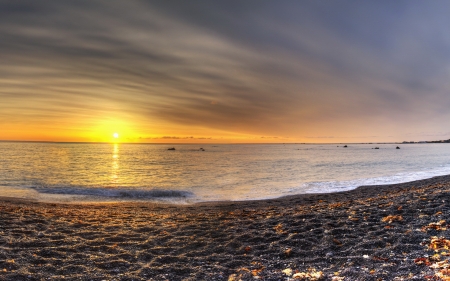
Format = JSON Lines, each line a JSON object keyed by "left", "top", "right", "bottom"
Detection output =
{"left": 396, "top": 146, "right": 400, "bottom": 149}
{"left": 343, "top": 145, "right": 347, "bottom": 148}
{"left": 199, "top": 148, "right": 205, "bottom": 151}
{"left": 167, "top": 147, "right": 176, "bottom": 151}
{"left": 374, "top": 147, "right": 379, "bottom": 149}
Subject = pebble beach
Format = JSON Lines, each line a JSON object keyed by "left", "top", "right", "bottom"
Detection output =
{"left": 3, "top": 175, "right": 450, "bottom": 280}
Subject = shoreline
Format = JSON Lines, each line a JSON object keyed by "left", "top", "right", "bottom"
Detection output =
{"left": 2, "top": 173, "right": 450, "bottom": 206}
{"left": 4, "top": 171, "right": 450, "bottom": 206}
{"left": 2, "top": 175, "right": 450, "bottom": 280}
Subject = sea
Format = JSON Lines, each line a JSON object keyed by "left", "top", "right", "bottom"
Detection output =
{"left": 1, "top": 142, "right": 450, "bottom": 204}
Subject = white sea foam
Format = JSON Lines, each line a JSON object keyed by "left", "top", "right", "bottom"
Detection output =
{"left": 299, "top": 165, "right": 450, "bottom": 195}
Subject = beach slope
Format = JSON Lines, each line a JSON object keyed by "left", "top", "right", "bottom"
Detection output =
{"left": 2, "top": 176, "right": 450, "bottom": 280}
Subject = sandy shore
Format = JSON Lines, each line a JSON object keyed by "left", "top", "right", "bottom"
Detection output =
{"left": 2, "top": 176, "right": 450, "bottom": 280}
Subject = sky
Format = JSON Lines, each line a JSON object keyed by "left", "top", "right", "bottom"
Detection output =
{"left": 1, "top": 0, "right": 450, "bottom": 143}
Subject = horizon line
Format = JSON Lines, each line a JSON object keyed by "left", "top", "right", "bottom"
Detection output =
{"left": 0, "top": 139, "right": 418, "bottom": 145}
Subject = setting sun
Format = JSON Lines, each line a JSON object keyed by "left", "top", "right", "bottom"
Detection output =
{"left": 113, "top": 133, "right": 119, "bottom": 139}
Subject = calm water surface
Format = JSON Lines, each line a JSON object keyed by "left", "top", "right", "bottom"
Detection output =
{"left": 1, "top": 142, "right": 450, "bottom": 203}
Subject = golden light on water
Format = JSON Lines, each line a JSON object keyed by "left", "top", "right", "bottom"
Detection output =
{"left": 111, "top": 143, "right": 119, "bottom": 184}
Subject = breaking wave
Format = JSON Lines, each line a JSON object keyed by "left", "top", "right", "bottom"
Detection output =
{"left": 32, "top": 187, "right": 194, "bottom": 200}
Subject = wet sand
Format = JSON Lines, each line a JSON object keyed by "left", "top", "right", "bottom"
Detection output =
{"left": 2, "top": 176, "right": 450, "bottom": 280}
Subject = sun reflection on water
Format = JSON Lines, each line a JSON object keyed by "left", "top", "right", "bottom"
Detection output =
{"left": 111, "top": 143, "right": 119, "bottom": 184}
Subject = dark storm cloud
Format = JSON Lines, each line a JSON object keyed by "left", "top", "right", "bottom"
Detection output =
{"left": 2, "top": 0, "right": 450, "bottom": 140}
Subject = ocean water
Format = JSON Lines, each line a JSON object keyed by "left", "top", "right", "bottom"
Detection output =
{"left": 1, "top": 142, "right": 450, "bottom": 204}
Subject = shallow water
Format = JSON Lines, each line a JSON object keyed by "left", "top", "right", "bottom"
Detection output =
{"left": 1, "top": 142, "right": 450, "bottom": 203}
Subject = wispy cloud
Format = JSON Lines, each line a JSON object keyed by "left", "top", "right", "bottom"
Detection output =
{"left": 1, "top": 1, "right": 450, "bottom": 142}
{"left": 142, "top": 136, "right": 213, "bottom": 140}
